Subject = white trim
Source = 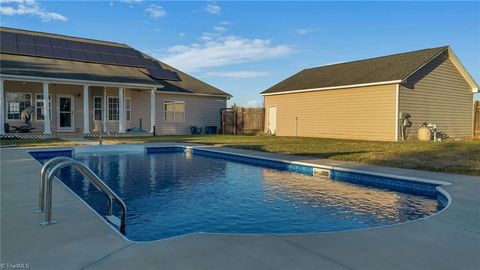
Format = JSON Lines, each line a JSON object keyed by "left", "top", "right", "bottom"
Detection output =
{"left": 107, "top": 96, "right": 120, "bottom": 122}
{"left": 1, "top": 74, "right": 232, "bottom": 97}
{"left": 92, "top": 96, "right": 103, "bottom": 122}
{"left": 0, "top": 74, "right": 158, "bottom": 90}
{"left": 0, "top": 80, "right": 4, "bottom": 135}
{"left": 82, "top": 85, "right": 89, "bottom": 134}
{"left": 34, "top": 93, "right": 52, "bottom": 121}
{"left": 394, "top": 84, "right": 399, "bottom": 142}
{"left": 42, "top": 82, "right": 51, "bottom": 134}
{"left": 5, "top": 92, "right": 33, "bottom": 121}
{"left": 261, "top": 80, "right": 402, "bottom": 96}
{"left": 267, "top": 105, "right": 277, "bottom": 135}
{"left": 118, "top": 88, "right": 125, "bottom": 133}
{"left": 401, "top": 47, "right": 478, "bottom": 92}
{"left": 156, "top": 90, "right": 231, "bottom": 98}
{"left": 125, "top": 97, "right": 132, "bottom": 122}
{"left": 56, "top": 94, "right": 75, "bottom": 132}
{"left": 401, "top": 48, "right": 448, "bottom": 84}
{"left": 163, "top": 99, "right": 185, "bottom": 123}
{"left": 445, "top": 48, "right": 479, "bottom": 92}
{"left": 150, "top": 89, "right": 156, "bottom": 133}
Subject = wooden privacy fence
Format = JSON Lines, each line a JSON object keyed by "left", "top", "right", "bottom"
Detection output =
{"left": 221, "top": 107, "right": 265, "bottom": 135}
{"left": 474, "top": 101, "right": 480, "bottom": 138}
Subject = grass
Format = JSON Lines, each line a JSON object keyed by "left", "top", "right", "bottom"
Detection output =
{"left": 2, "top": 135, "right": 479, "bottom": 176}
{"left": 0, "top": 138, "right": 82, "bottom": 148}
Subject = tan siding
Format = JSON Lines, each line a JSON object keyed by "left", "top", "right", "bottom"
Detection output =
{"left": 399, "top": 56, "right": 474, "bottom": 139}
{"left": 3, "top": 81, "right": 225, "bottom": 135}
{"left": 264, "top": 84, "right": 397, "bottom": 141}
{"left": 3, "top": 81, "right": 84, "bottom": 133}
{"left": 155, "top": 94, "right": 226, "bottom": 135}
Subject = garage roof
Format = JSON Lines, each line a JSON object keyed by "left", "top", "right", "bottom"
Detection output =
{"left": 262, "top": 46, "right": 453, "bottom": 95}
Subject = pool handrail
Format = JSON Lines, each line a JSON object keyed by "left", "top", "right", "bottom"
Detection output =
{"left": 36, "top": 156, "right": 75, "bottom": 213}
{"left": 39, "top": 159, "right": 127, "bottom": 235}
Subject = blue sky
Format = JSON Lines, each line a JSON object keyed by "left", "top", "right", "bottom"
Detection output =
{"left": 1, "top": 1, "right": 479, "bottom": 105}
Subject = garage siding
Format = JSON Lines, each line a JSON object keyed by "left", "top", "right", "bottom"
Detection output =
{"left": 399, "top": 56, "right": 474, "bottom": 139}
{"left": 264, "top": 84, "right": 397, "bottom": 141}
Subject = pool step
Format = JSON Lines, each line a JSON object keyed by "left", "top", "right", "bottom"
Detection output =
{"left": 106, "top": 215, "right": 121, "bottom": 228}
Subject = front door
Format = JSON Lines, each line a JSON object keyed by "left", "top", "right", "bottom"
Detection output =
{"left": 268, "top": 106, "right": 277, "bottom": 135}
{"left": 57, "top": 95, "right": 74, "bottom": 132}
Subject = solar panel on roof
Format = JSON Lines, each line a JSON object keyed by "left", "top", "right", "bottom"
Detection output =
{"left": 84, "top": 51, "right": 101, "bottom": 62}
{"left": 0, "top": 31, "right": 17, "bottom": 43}
{"left": 0, "top": 30, "right": 180, "bottom": 81}
{"left": 36, "top": 46, "right": 54, "bottom": 57}
{"left": 82, "top": 43, "right": 97, "bottom": 52}
{"left": 101, "top": 53, "right": 116, "bottom": 63}
{"left": 66, "top": 40, "right": 83, "bottom": 50}
{"left": 147, "top": 68, "right": 179, "bottom": 80}
{"left": 53, "top": 47, "right": 70, "bottom": 58}
{"left": 0, "top": 40, "right": 18, "bottom": 53}
{"left": 114, "top": 55, "right": 132, "bottom": 66}
{"left": 34, "top": 36, "right": 52, "bottom": 46}
{"left": 96, "top": 45, "right": 113, "bottom": 54}
{"left": 128, "top": 56, "right": 144, "bottom": 66}
{"left": 16, "top": 34, "right": 34, "bottom": 44}
{"left": 51, "top": 38, "right": 68, "bottom": 48}
{"left": 17, "top": 43, "right": 36, "bottom": 55}
{"left": 69, "top": 49, "right": 86, "bottom": 61}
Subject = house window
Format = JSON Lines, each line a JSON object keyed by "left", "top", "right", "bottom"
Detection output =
{"left": 125, "top": 97, "right": 131, "bottom": 122}
{"left": 6, "top": 93, "right": 32, "bottom": 120}
{"left": 35, "top": 94, "right": 52, "bottom": 121}
{"left": 164, "top": 100, "right": 185, "bottom": 123}
{"left": 93, "top": 96, "right": 103, "bottom": 121}
{"left": 108, "top": 97, "right": 119, "bottom": 121}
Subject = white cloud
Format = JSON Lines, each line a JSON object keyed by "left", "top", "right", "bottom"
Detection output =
{"left": 0, "top": 0, "right": 67, "bottom": 21}
{"left": 178, "top": 32, "right": 186, "bottom": 38}
{"left": 120, "top": 0, "right": 143, "bottom": 3}
{"left": 204, "top": 3, "right": 221, "bottom": 14}
{"left": 294, "top": 28, "right": 314, "bottom": 35}
{"left": 161, "top": 36, "right": 291, "bottom": 72}
{"left": 145, "top": 4, "right": 166, "bottom": 18}
{"left": 205, "top": 71, "right": 269, "bottom": 79}
{"left": 214, "top": 26, "right": 226, "bottom": 33}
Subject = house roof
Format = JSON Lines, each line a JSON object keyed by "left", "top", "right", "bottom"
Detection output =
{"left": 1, "top": 53, "right": 158, "bottom": 86}
{"left": 261, "top": 46, "right": 450, "bottom": 95}
{"left": 0, "top": 27, "right": 231, "bottom": 96}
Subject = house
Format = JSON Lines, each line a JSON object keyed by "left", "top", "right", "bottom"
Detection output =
{"left": 261, "top": 46, "right": 478, "bottom": 141}
{"left": 0, "top": 27, "right": 231, "bottom": 138}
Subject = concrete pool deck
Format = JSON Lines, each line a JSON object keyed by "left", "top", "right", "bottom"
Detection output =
{"left": 1, "top": 143, "right": 479, "bottom": 270}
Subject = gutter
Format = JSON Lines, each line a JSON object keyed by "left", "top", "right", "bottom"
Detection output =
{"left": 0, "top": 74, "right": 159, "bottom": 90}
{"left": 261, "top": 80, "right": 402, "bottom": 96}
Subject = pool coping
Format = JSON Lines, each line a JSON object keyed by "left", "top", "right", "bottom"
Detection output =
{"left": 1, "top": 143, "right": 479, "bottom": 270}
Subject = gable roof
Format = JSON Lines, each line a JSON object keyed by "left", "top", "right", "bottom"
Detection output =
{"left": 261, "top": 46, "right": 464, "bottom": 95}
{"left": 0, "top": 27, "right": 231, "bottom": 97}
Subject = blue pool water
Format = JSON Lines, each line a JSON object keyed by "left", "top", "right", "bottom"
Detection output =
{"left": 35, "top": 149, "right": 441, "bottom": 241}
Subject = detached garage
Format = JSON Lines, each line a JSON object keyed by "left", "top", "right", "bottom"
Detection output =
{"left": 261, "top": 46, "right": 478, "bottom": 141}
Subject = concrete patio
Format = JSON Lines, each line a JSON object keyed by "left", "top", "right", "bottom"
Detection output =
{"left": 1, "top": 144, "right": 479, "bottom": 270}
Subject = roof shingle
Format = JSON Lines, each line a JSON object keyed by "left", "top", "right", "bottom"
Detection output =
{"left": 261, "top": 46, "right": 448, "bottom": 94}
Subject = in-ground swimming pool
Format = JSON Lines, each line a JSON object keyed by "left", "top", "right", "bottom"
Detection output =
{"left": 32, "top": 146, "right": 444, "bottom": 241}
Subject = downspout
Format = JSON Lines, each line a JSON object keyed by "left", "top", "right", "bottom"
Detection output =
{"left": 395, "top": 84, "right": 400, "bottom": 142}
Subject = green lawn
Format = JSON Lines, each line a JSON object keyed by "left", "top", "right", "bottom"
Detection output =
{"left": 2, "top": 135, "right": 479, "bottom": 176}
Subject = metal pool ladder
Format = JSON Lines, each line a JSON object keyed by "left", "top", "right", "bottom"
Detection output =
{"left": 36, "top": 156, "right": 127, "bottom": 235}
